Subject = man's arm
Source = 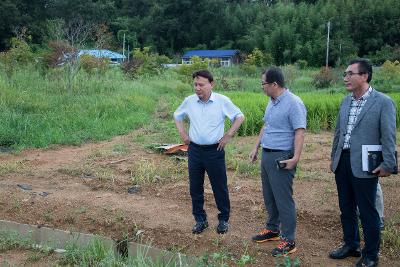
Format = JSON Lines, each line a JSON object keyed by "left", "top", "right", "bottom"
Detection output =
{"left": 373, "top": 98, "right": 397, "bottom": 176}
{"left": 330, "top": 111, "right": 341, "bottom": 172}
{"left": 217, "top": 115, "right": 245, "bottom": 151}
{"left": 174, "top": 98, "right": 190, "bottom": 144}
{"left": 174, "top": 119, "right": 190, "bottom": 145}
{"left": 280, "top": 128, "right": 305, "bottom": 169}
{"left": 249, "top": 126, "right": 265, "bottom": 163}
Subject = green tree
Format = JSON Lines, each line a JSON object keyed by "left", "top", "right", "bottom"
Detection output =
{"left": 0, "top": 29, "right": 34, "bottom": 78}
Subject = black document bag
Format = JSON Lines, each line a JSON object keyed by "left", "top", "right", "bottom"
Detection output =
{"left": 368, "top": 151, "right": 398, "bottom": 174}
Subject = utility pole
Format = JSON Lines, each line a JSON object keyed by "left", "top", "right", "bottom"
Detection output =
{"left": 122, "top": 33, "right": 126, "bottom": 61}
{"left": 325, "top": 21, "right": 330, "bottom": 69}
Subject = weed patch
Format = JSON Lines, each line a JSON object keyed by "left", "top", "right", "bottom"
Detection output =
{"left": 382, "top": 213, "right": 400, "bottom": 258}
{"left": 130, "top": 158, "right": 186, "bottom": 185}
{"left": 0, "top": 161, "right": 25, "bottom": 176}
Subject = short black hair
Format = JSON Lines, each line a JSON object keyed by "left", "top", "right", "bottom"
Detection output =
{"left": 262, "top": 67, "right": 285, "bottom": 87}
{"left": 192, "top": 70, "right": 213, "bottom": 83}
{"left": 349, "top": 58, "right": 373, "bottom": 83}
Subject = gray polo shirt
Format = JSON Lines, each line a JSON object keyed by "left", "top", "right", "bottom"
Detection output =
{"left": 261, "top": 89, "right": 307, "bottom": 151}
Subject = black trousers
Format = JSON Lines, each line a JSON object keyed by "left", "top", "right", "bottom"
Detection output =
{"left": 335, "top": 151, "right": 380, "bottom": 261}
{"left": 188, "top": 142, "right": 230, "bottom": 222}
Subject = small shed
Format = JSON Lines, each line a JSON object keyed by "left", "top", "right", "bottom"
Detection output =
{"left": 78, "top": 49, "right": 126, "bottom": 64}
{"left": 182, "top": 50, "right": 240, "bottom": 67}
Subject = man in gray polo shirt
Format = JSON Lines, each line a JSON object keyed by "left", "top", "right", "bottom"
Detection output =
{"left": 249, "top": 67, "right": 307, "bottom": 256}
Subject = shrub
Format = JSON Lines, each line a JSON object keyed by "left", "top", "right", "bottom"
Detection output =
{"left": 240, "top": 48, "right": 274, "bottom": 76}
{"left": 0, "top": 36, "right": 34, "bottom": 78}
{"left": 121, "top": 47, "right": 170, "bottom": 79}
{"left": 282, "top": 64, "right": 300, "bottom": 87}
{"left": 175, "top": 56, "right": 209, "bottom": 83}
{"left": 244, "top": 48, "right": 264, "bottom": 67}
{"left": 121, "top": 57, "right": 144, "bottom": 79}
{"left": 219, "top": 76, "right": 244, "bottom": 91}
{"left": 312, "top": 67, "right": 338, "bottom": 89}
{"left": 43, "top": 40, "right": 75, "bottom": 68}
{"left": 80, "top": 54, "right": 108, "bottom": 75}
{"left": 369, "top": 45, "right": 400, "bottom": 65}
{"left": 373, "top": 60, "right": 400, "bottom": 92}
{"left": 239, "top": 64, "right": 258, "bottom": 76}
{"left": 295, "top": 59, "right": 308, "bottom": 69}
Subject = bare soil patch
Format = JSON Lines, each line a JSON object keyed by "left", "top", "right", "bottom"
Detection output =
{"left": 0, "top": 131, "right": 399, "bottom": 266}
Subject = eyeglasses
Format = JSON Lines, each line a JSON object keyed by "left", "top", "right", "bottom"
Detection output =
{"left": 342, "top": 71, "right": 365, "bottom": 78}
{"left": 261, "top": 81, "right": 274, "bottom": 86}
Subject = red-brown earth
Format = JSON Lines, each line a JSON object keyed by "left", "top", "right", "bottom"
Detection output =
{"left": 1, "top": 131, "right": 399, "bottom": 266}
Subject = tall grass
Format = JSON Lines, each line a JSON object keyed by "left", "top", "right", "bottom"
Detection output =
{"left": 0, "top": 66, "right": 181, "bottom": 150}
{"left": 1, "top": 65, "right": 399, "bottom": 150}
{"left": 226, "top": 92, "right": 400, "bottom": 134}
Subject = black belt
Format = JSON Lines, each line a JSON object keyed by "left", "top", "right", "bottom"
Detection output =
{"left": 263, "top": 148, "right": 284, "bottom": 152}
{"left": 190, "top": 142, "right": 219, "bottom": 149}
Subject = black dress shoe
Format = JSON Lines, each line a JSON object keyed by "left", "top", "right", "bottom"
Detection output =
{"left": 192, "top": 221, "right": 208, "bottom": 234}
{"left": 216, "top": 220, "right": 229, "bottom": 234}
{"left": 329, "top": 245, "right": 361, "bottom": 259}
{"left": 355, "top": 257, "right": 379, "bottom": 267}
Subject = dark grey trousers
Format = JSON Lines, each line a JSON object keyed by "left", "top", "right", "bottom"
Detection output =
{"left": 261, "top": 150, "right": 296, "bottom": 242}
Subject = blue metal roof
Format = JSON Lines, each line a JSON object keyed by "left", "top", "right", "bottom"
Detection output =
{"left": 78, "top": 49, "right": 126, "bottom": 59}
{"left": 182, "top": 50, "right": 238, "bottom": 59}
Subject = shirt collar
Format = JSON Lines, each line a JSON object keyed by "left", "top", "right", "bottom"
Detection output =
{"left": 197, "top": 92, "right": 215, "bottom": 103}
{"left": 271, "top": 88, "right": 289, "bottom": 105}
{"left": 352, "top": 86, "right": 373, "bottom": 101}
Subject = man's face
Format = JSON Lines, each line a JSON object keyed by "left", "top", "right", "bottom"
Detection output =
{"left": 343, "top": 63, "right": 368, "bottom": 92}
{"left": 261, "top": 74, "right": 275, "bottom": 97}
{"left": 193, "top": 76, "right": 213, "bottom": 100}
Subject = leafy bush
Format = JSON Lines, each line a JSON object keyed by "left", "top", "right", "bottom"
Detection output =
{"left": 0, "top": 35, "right": 34, "bottom": 77}
{"left": 312, "top": 67, "right": 338, "bottom": 89}
{"left": 80, "top": 54, "right": 108, "bottom": 75}
{"left": 240, "top": 48, "right": 274, "bottom": 76}
{"left": 121, "top": 57, "right": 144, "bottom": 79}
{"left": 42, "top": 40, "right": 75, "bottom": 68}
{"left": 219, "top": 76, "right": 244, "bottom": 91}
{"left": 282, "top": 64, "right": 301, "bottom": 87}
{"left": 239, "top": 64, "right": 258, "bottom": 76}
{"left": 175, "top": 56, "right": 209, "bottom": 83}
{"left": 121, "top": 47, "right": 170, "bottom": 79}
{"left": 369, "top": 45, "right": 400, "bottom": 65}
{"left": 373, "top": 60, "right": 400, "bottom": 92}
{"left": 295, "top": 59, "right": 308, "bottom": 69}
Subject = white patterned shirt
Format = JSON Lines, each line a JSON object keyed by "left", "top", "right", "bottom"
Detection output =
{"left": 343, "top": 87, "right": 373, "bottom": 149}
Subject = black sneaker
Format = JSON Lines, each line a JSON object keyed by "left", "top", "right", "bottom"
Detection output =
{"left": 329, "top": 244, "right": 361, "bottom": 259}
{"left": 192, "top": 221, "right": 208, "bottom": 234}
{"left": 271, "top": 240, "right": 297, "bottom": 257}
{"left": 252, "top": 229, "right": 280, "bottom": 243}
{"left": 216, "top": 221, "right": 229, "bottom": 234}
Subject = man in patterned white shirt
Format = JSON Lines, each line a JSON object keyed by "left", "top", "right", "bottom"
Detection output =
{"left": 329, "top": 59, "right": 396, "bottom": 267}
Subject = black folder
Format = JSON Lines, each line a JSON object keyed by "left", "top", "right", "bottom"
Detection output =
{"left": 368, "top": 151, "right": 398, "bottom": 174}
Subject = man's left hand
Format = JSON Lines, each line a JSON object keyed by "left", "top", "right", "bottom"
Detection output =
{"left": 280, "top": 157, "right": 299, "bottom": 170}
{"left": 372, "top": 166, "right": 391, "bottom": 177}
{"left": 217, "top": 133, "right": 232, "bottom": 151}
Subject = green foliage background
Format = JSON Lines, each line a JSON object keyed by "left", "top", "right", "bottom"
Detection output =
{"left": 1, "top": 0, "right": 400, "bottom": 66}
{"left": 1, "top": 61, "right": 399, "bottom": 150}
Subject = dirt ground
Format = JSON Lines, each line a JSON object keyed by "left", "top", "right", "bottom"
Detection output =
{"left": 0, "top": 131, "right": 399, "bottom": 266}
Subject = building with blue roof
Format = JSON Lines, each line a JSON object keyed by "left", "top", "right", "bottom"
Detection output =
{"left": 182, "top": 50, "right": 240, "bottom": 67}
{"left": 78, "top": 49, "right": 126, "bottom": 64}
